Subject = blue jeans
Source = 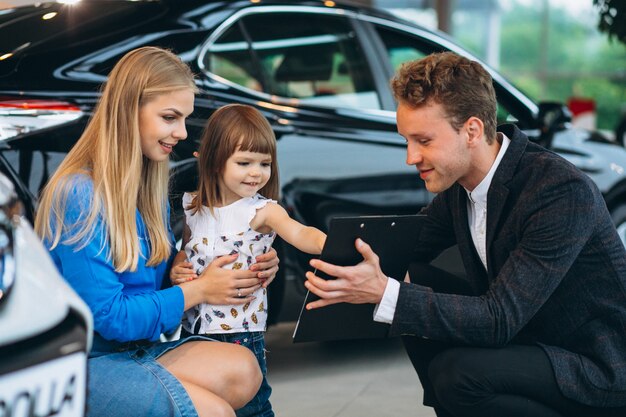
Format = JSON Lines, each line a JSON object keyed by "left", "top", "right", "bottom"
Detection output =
{"left": 182, "top": 329, "right": 274, "bottom": 417}
{"left": 88, "top": 334, "right": 217, "bottom": 417}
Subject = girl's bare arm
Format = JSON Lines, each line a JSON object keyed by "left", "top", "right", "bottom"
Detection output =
{"left": 260, "top": 203, "right": 326, "bottom": 254}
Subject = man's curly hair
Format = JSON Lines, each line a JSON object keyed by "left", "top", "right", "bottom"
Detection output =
{"left": 391, "top": 52, "right": 498, "bottom": 144}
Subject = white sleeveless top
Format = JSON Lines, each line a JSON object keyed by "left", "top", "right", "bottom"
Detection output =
{"left": 181, "top": 192, "right": 276, "bottom": 334}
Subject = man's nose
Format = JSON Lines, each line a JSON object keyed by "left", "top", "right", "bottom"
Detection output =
{"left": 406, "top": 143, "right": 423, "bottom": 166}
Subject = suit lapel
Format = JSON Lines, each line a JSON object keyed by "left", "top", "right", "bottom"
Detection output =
{"left": 449, "top": 183, "right": 489, "bottom": 292}
{"left": 486, "top": 125, "right": 528, "bottom": 276}
{"left": 453, "top": 184, "right": 473, "bottom": 251}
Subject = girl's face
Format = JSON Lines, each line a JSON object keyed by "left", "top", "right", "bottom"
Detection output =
{"left": 138, "top": 89, "right": 195, "bottom": 162}
{"left": 219, "top": 148, "right": 272, "bottom": 205}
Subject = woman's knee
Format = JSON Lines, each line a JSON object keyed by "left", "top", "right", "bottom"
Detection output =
{"left": 227, "top": 344, "right": 263, "bottom": 408}
{"left": 158, "top": 340, "right": 261, "bottom": 407}
{"left": 200, "top": 400, "right": 235, "bottom": 417}
{"left": 181, "top": 379, "right": 236, "bottom": 417}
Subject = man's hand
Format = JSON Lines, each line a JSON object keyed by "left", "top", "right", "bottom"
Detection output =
{"left": 304, "top": 239, "right": 388, "bottom": 309}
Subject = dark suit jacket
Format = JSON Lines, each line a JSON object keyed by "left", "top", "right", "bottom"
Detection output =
{"left": 390, "top": 124, "right": 626, "bottom": 407}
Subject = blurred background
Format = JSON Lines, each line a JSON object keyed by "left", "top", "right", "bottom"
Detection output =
{"left": 2, "top": 0, "right": 623, "bottom": 133}
{"left": 356, "top": 0, "right": 626, "bottom": 135}
{"left": 349, "top": 0, "right": 626, "bottom": 136}
{"left": 0, "top": 1, "right": 623, "bottom": 416}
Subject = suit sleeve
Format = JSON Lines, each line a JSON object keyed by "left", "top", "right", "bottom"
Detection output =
{"left": 390, "top": 175, "right": 596, "bottom": 346}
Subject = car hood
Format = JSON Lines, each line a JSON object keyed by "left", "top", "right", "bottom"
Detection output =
{"left": 552, "top": 127, "right": 626, "bottom": 194}
{"left": 0, "top": 1, "right": 168, "bottom": 82}
{"left": 0, "top": 174, "right": 92, "bottom": 349}
{"left": 0, "top": 218, "right": 94, "bottom": 350}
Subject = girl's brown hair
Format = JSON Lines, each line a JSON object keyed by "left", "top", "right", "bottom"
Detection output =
{"left": 190, "top": 104, "right": 279, "bottom": 214}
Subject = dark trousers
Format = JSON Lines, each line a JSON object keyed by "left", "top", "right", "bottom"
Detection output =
{"left": 403, "top": 263, "right": 626, "bottom": 417}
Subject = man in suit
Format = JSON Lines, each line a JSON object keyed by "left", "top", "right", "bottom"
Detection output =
{"left": 304, "top": 52, "right": 626, "bottom": 417}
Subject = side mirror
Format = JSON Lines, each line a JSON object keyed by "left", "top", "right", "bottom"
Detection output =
{"left": 537, "top": 102, "right": 572, "bottom": 147}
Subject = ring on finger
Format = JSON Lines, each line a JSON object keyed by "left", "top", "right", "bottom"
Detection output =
{"left": 237, "top": 288, "right": 242, "bottom": 298}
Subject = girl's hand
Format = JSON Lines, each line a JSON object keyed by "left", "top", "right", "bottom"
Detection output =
{"left": 170, "top": 261, "right": 197, "bottom": 285}
{"left": 250, "top": 248, "right": 280, "bottom": 288}
{"left": 196, "top": 254, "right": 262, "bottom": 305}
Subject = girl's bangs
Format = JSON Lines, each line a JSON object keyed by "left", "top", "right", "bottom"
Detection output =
{"left": 237, "top": 126, "right": 274, "bottom": 155}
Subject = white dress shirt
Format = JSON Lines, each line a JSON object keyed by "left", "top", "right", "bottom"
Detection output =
{"left": 373, "top": 133, "right": 511, "bottom": 324}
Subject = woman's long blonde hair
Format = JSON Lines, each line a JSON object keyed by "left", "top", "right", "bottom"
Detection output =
{"left": 35, "top": 47, "right": 197, "bottom": 272}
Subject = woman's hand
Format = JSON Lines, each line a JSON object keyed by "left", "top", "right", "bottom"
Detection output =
{"left": 250, "top": 248, "right": 280, "bottom": 288}
{"left": 181, "top": 254, "right": 262, "bottom": 308}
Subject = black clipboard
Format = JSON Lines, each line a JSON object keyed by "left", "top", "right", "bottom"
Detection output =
{"left": 293, "top": 214, "right": 424, "bottom": 343}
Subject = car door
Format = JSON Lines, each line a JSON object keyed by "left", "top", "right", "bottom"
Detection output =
{"left": 199, "top": 7, "right": 432, "bottom": 232}
{"left": 196, "top": 7, "right": 436, "bottom": 317}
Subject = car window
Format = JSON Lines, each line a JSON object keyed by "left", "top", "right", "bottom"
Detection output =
{"left": 375, "top": 26, "right": 430, "bottom": 72}
{"left": 375, "top": 25, "right": 524, "bottom": 126}
{"left": 203, "top": 12, "right": 381, "bottom": 110}
{"left": 204, "top": 21, "right": 263, "bottom": 92}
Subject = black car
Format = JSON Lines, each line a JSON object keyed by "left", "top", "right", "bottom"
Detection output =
{"left": 1, "top": 0, "right": 626, "bottom": 322}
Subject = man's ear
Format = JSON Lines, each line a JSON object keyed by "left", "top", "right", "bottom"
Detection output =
{"left": 465, "top": 117, "right": 485, "bottom": 147}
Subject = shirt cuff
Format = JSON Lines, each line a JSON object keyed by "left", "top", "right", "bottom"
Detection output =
{"left": 373, "top": 278, "right": 400, "bottom": 324}
{"left": 158, "top": 285, "right": 186, "bottom": 336}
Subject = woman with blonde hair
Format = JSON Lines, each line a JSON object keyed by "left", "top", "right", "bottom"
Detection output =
{"left": 35, "top": 46, "right": 279, "bottom": 417}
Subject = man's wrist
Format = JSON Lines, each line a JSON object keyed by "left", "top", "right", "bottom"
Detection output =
{"left": 376, "top": 274, "right": 389, "bottom": 304}
{"left": 373, "top": 278, "right": 400, "bottom": 324}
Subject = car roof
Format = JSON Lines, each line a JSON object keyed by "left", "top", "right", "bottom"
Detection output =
{"left": 0, "top": 0, "right": 536, "bottom": 119}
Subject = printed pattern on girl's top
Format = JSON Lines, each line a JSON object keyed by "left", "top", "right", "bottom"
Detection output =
{"left": 181, "top": 192, "right": 276, "bottom": 334}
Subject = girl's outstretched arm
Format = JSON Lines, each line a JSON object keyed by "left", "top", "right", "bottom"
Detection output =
{"left": 258, "top": 203, "right": 326, "bottom": 254}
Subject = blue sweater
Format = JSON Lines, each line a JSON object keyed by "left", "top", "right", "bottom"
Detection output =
{"left": 46, "top": 175, "right": 184, "bottom": 343}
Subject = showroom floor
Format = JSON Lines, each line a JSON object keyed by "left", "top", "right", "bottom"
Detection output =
{"left": 265, "top": 321, "right": 436, "bottom": 417}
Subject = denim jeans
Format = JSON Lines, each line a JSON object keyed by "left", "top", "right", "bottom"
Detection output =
{"left": 88, "top": 334, "right": 217, "bottom": 417}
{"left": 183, "top": 329, "right": 274, "bottom": 417}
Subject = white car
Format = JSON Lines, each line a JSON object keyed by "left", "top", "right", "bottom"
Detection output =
{"left": 0, "top": 173, "right": 92, "bottom": 417}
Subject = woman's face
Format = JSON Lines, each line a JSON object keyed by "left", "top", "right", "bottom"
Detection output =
{"left": 138, "top": 89, "right": 195, "bottom": 162}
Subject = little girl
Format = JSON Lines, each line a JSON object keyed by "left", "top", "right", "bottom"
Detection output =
{"left": 170, "top": 104, "right": 326, "bottom": 417}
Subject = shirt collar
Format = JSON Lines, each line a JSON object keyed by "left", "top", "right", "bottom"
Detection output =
{"left": 465, "top": 132, "right": 511, "bottom": 209}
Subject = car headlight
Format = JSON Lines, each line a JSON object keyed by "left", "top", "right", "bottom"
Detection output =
{"left": 0, "top": 174, "right": 21, "bottom": 305}
{"left": 0, "top": 98, "right": 83, "bottom": 141}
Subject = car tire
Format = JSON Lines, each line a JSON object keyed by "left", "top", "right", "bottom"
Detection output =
{"left": 610, "top": 203, "right": 626, "bottom": 248}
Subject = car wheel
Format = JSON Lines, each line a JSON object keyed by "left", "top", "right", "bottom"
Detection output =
{"left": 610, "top": 203, "right": 626, "bottom": 248}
